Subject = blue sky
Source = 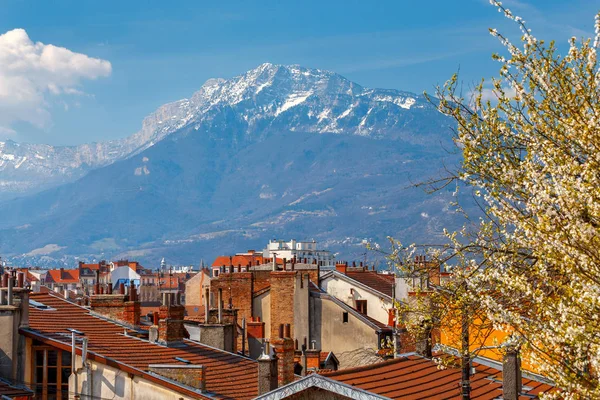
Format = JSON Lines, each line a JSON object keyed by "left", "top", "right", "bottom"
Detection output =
{"left": 0, "top": 0, "right": 597, "bottom": 145}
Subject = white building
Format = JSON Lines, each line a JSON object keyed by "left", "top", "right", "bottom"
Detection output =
{"left": 110, "top": 265, "right": 141, "bottom": 289}
{"left": 262, "top": 239, "right": 335, "bottom": 267}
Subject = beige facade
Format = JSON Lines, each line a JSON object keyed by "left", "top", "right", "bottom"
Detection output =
{"left": 185, "top": 269, "right": 211, "bottom": 307}
{"left": 310, "top": 295, "right": 383, "bottom": 368}
{"left": 70, "top": 355, "right": 196, "bottom": 400}
{"left": 321, "top": 272, "right": 393, "bottom": 327}
{"left": 253, "top": 291, "right": 271, "bottom": 339}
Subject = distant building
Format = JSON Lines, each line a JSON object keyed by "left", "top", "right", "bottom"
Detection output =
{"left": 262, "top": 239, "right": 335, "bottom": 267}
{"left": 44, "top": 267, "right": 80, "bottom": 294}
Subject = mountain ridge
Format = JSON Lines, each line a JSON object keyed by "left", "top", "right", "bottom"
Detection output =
{"left": 0, "top": 63, "right": 445, "bottom": 199}
{"left": 0, "top": 63, "right": 462, "bottom": 267}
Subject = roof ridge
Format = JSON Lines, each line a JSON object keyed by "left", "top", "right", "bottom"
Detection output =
{"left": 322, "top": 356, "right": 414, "bottom": 377}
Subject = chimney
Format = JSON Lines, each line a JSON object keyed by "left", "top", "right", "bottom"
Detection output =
{"left": 305, "top": 340, "right": 321, "bottom": 371}
{"left": 124, "top": 282, "right": 140, "bottom": 327}
{"left": 16, "top": 272, "right": 24, "bottom": 288}
{"left": 149, "top": 364, "right": 206, "bottom": 393}
{"left": 157, "top": 301, "right": 188, "bottom": 346}
{"left": 94, "top": 270, "right": 100, "bottom": 295}
{"left": 60, "top": 267, "right": 64, "bottom": 280}
{"left": 247, "top": 318, "right": 266, "bottom": 359}
{"left": 218, "top": 288, "right": 223, "bottom": 323}
{"left": 257, "top": 342, "right": 278, "bottom": 395}
{"left": 300, "top": 345, "right": 307, "bottom": 376}
{"left": 415, "top": 325, "right": 433, "bottom": 358}
{"left": 282, "top": 258, "right": 287, "bottom": 271}
{"left": 335, "top": 262, "right": 347, "bottom": 274}
{"left": 204, "top": 287, "right": 210, "bottom": 324}
{"left": 503, "top": 348, "right": 522, "bottom": 400}
{"left": 271, "top": 324, "right": 295, "bottom": 387}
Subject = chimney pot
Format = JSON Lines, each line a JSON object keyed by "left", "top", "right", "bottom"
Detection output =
{"left": 279, "top": 324, "right": 284, "bottom": 339}
{"left": 284, "top": 324, "right": 291, "bottom": 338}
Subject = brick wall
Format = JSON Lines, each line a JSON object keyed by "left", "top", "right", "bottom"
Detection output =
{"left": 90, "top": 294, "right": 142, "bottom": 326}
{"left": 148, "top": 365, "right": 205, "bottom": 391}
{"left": 271, "top": 336, "right": 295, "bottom": 387}
{"left": 269, "top": 271, "right": 296, "bottom": 339}
{"left": 124, "top": 301, "right": 141, "bottom": 326}
{"left": 210, "top": 272, "right": 253, "bottom": 350}
{"left": 158, "top": 304, "right": 187, "bottom": 344}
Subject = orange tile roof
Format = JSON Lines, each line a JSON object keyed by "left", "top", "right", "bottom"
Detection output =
{"left": 45, "top": 269, "right": 80, "bottom": 284}
{"left": 321, "top": 355, "right": 553, "bottom": 399}
{"left": 24, "top": 292, "right": 259, "bottom": 399}
{"left": 212, "top": 255, "right": 266, "bottom": 267}
{"left": 345, "top": 271, "right": 394, "bottom": 297}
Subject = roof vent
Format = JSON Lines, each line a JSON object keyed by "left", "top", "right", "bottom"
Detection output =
{"left": 29, "top": 299, "right": 55, "bottom": 311}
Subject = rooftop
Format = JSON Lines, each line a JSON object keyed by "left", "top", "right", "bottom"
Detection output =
{"left": 45, "top": 269, "right": 80, "bottom": 284}
{"left": 212, "top": 255, "right": 265, "bottom": 268}
{"left": 24, "top": 292, "right": 259, "bottom": 399}
{"left": 0, "top": 378, "right": 33, "bottom": 398}
{"left": 321, "top": 354, "right": 553, "bottom": 399}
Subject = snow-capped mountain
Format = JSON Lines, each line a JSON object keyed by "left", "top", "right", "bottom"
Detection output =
{"left": 0, "top": 63, "right": 448, "bottom": 198}
{"left": 0, "top": 64, "right": 463, "bottom": 267}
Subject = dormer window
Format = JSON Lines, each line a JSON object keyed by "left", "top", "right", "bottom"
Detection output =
{"left": 356, "top": 300, "right": 367, "bottom": 315}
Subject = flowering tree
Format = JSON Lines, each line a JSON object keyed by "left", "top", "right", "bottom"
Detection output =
{"left": 413, "top": 1, "right": 600, "bottom": 397}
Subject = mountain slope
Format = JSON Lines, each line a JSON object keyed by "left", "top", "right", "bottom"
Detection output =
{"left": 0, "top": 63, "right": 463, "bottom": 266}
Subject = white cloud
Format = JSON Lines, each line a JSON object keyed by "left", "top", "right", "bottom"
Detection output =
{"left": 475, "top": 86, "right": 517, "bottom": 103}
{"left": 0, "top": 28, "right": 111, "bottom": 132}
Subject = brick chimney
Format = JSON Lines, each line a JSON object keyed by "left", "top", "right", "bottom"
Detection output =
{"left": 158, "top": 293, "right": 188, "bottom": 346}
{"left": 90, "top": 284, "right": 140, "bottom": 327}
{"left": 335, "top": 262, "right": 347, "bottom": 274}
{"left": 271, "top": 324, "right": 294, "bottom": 387}
{"left": 124, "top": 281, "right": 140, "bottom": 326}
{"left": 503, "top": 348, "right": 522, "bottom": 400}
{"left": 269, "top": 271, "right": 296, "bottom": 339}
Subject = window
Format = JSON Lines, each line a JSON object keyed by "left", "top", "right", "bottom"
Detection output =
{"left": 33, "top": 346, "right": 72, "bottom": 400}
{"left": 356, "top": 300, "right": 367, "bottom": 315}
{"left": 342, "top": 312, "right": 349, "bottom": 323}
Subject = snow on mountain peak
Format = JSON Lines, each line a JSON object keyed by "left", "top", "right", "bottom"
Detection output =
{"left": 0, "top": 63, "right": 434, "bottom": 198}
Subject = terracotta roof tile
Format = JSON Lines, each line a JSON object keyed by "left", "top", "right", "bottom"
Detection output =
{"left": 45, "top": 269, "right": 80, "bottom": 284}
{"left": 322, "top": 355, "right": 553, "bottom": 399}
{"left": 25, "top": 292, "right": 258, "bottom": 399}
{"left": 345, "top": 271, "right": 394, "bottom": 297}
{"left": 212, "top": 255, "right": 265, "bottom": 268}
